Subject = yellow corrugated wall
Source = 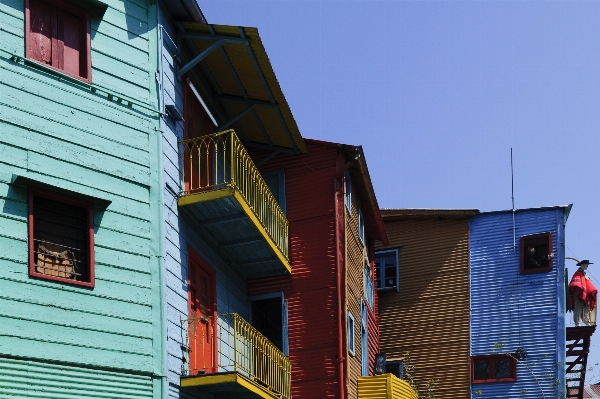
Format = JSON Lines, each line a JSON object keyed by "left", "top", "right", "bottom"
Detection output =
{"left": 376, "top": 217, "right": 470, "bottom": 399}
{"left": 358, "top": 374, "right": 418, "bottom": 399}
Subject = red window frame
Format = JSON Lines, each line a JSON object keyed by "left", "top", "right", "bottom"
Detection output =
{"left": 24, "top": 0, "right": 92, "bottom": 83}
{"left": 471, "top": 355, "right": 516, "bottom": 384}
{"left": 520, "top": 233, "right": 553, "bottom": 274}
{"left": 28, "top": 187, "right": 95, "bottom": 288}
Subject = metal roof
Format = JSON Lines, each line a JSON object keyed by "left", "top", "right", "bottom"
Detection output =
{"left": 178, "top": 22, "right": 307, "bottom": 154}
{"left": 477, "top": 204, "right": 573, "bottom": 222}
{"left": 381, "top": 208, "right": 479, "bottom": 221}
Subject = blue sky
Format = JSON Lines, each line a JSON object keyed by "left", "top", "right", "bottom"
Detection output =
{"left": 199, "top": 0, "right": 600, "bottom": 384}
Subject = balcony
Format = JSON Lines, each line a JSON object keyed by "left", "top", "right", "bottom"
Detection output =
{"left": 358, "top": 374, "right": 418, "bottom": 399}
{"left": 178, "top": 130, "right": 290, "bottom": 278}
{"left": 181, "top": 313, "right": 292, "bottom": 399}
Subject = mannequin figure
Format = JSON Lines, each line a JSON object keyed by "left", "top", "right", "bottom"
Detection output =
{"left": 568, "top": 260, "right": 598, "bottom": 326}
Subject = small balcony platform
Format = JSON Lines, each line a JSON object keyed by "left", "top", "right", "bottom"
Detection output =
{"left": 358, "top": 374, "right": 418, "bottom": 399}
{"left": 179, "top": 130, "right": 290, "bottom": 278}
{"left": 181, "top": 313, "right": 291, "bottom": 399}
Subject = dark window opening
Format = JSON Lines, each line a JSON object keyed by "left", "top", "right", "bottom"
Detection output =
{"left": 471, "top": 355, "right": 516, "bottom": 383}
{"left": 385, "top": 361, "right": 403, "bottom": 379}
{"left": 520, "top": 233, "right": 553, "bottom": 274}
{"left": 29, "top": 188, "right": 94, "bottom": 287}
{"left": 252, "top": 297, "right": 284, "bottom": 352}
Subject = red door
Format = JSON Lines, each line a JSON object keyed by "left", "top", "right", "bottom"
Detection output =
{"left": 187, "top": 247, "right": 217, "bottom": 374}
{"left": 183, "top": 82, "right": 214, "bottom": 194}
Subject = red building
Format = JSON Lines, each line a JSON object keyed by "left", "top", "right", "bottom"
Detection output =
{"left": 248, "top": 139, "right": 389, "bottom": 399}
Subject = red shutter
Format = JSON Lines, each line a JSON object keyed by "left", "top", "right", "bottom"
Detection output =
{"left": 59, "top": 8, "right": 82, "bottom": 77}
{"left": 27, "top": 0, "right": 53, "bottom": 65}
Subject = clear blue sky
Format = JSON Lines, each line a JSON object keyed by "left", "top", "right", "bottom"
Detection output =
{"left": 200, "top": 0, "right": 600, "bottom": 384}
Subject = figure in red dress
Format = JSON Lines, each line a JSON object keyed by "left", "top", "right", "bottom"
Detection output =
{"left": 568, "top": 260, "right": 597, "bottom": 326}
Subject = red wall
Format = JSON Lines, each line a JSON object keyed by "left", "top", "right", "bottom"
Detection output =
{"left": 249, "top": 140, "right": 341, "bottom": 398}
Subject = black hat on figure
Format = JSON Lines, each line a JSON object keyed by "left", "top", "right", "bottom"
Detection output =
{"left": 577, "top": 260, "right": 594, "bottom": 266}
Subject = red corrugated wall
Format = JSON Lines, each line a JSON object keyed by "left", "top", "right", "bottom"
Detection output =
{"left": 248, "top": 140, "right": 342, "bottom": 399}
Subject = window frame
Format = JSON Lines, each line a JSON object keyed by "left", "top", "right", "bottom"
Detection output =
{"left": 360, "top": 298, "right": 368, "bottom": 376}
{"left": 250, "top": 291, "right": 289, "bottom": 356}
{"left": 347, "top": 311, "right": 355, "bottom": 356}
{"left": 471, "top": 354, "right": 517, "bottom": 384}
{"left": 28, "top": 187, "right": 95, "bottom": 288}
{"left": 385, "top": 360, "right": 403, "bottom": 379}
{"left": 358, "top": 207, "right": 364, "bottom": 245}
{"left": 344, "top": 171, "right": 352, "bottom": 214}
{"left": 364, "top": 259, "right": 374, "bottom": 309}
{"left": 375, "top": 249, "right": 399, "bottom": 291}
{"left": 520, "top": 232, "right": 553, "bottom": 274}
{"left": 24, "top": 0, "right": 92, "bottom": 83}
{"left": 262, "top": 168, "right": 286, "bottom": 215}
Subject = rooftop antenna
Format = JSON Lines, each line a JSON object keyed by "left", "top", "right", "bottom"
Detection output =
{"left": 511, "top": 148, "right": 516, "bottom": 250}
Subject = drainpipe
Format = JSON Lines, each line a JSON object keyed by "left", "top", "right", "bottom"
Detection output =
{"left": 335, "top": 157, "right": 352, "bottom": 399}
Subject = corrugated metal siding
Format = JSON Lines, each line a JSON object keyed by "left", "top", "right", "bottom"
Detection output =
{"left": 0, "top": 1, "right": 161, "bottom": 395}
{"left": 248, "top": 141, "right": 342, "bottom": 399}
{"left": 358, "top": 374, "right": 418, "bottom": 399}
{"left": 346, "top": 177, "right": 379, "bottom": 399}
{"left": 376, "top": 218, "right": 471, "bottom": 399}
{"left": 158, "top": 7, "right": 251, "bottom": 395}
{"left": 470, "top": 209, "right": 566, "bottom": 399}
{"left": 0, "top": 357, "right": 153, "bottom": 399}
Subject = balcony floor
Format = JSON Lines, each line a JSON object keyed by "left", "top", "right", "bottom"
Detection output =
{"left": 181, "top": 371, "right": 284, "bottom": 399}
{"left": 178, "top": 187, "right": 290, "bottom": 279}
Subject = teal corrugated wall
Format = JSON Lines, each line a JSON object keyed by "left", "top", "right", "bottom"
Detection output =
{"left": 0, "top": 0, "right": 163, "bottom": 397}
{"left": 0, "top": 358, "right": 154, "bottom": 399}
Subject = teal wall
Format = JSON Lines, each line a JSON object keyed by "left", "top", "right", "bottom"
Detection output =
{"left": 0, "top": 0, "right": 165, "bottom": 397}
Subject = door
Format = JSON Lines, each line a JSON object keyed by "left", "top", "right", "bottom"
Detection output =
{"left": 183, "top": 81, "right": 214, "bottom": 194}
{"left": 187, "top": 247, "right": 217, "bottom": 374}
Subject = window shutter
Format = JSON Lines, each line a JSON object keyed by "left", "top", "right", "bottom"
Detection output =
{"left": 28, "top": 0, "right": 54, "bottom": 65}
{"left": 58, "top": 8, "right": 83, "bottom": 77}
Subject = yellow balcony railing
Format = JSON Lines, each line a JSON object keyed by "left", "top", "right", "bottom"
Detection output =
{"left": 182, "top": 313, "right": 292, "bottom": 399}
{"left": 179, "top": 130, "right": 289, "bottom": 262}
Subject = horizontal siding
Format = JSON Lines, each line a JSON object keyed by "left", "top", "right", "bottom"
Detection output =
{"left": 469, "top": 209, "right": 565, "bottom": 399}
{"left": 0, "top": 357, "right": 153, "bottom": 399}
{"left": 376, "top": 217, "right": 471, "bottom": 399}
{"left": 0, "top": 0, "right": 160, "bottom": 390}
{"left": 158, "top": 8, "right": 251, "bottom": 392}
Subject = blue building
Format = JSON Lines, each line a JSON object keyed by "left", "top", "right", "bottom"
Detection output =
{"left": 470, "top": 206, "right": 570, "bottom": 399}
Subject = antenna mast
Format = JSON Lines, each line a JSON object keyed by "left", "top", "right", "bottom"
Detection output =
{"left": 511, "top": 148, "right": 516, "bottom": 249}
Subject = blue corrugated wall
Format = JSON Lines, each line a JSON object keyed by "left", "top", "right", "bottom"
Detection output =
{"left": 470, "top": 208, "right": 566, "bottom": 399}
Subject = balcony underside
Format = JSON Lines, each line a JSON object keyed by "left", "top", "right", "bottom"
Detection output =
{"left": 181, "top": 372, "right": 282, "bottom": 399}
{"left": 178, "top": 187, "right": 291, "bottom": 279}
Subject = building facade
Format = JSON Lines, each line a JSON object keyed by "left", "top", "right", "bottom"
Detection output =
{"left": 375, "top": 209, "right": 476, "bottom": 399}
{"left": 470, "top": 207, "right": 568, "bottom": 399}
{"left": 0, "top": 0, "right": 165, "bottom": 397}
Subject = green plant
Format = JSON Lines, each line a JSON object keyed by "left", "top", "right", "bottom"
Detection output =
{"left": 403, "top": 352, "right": 437, "bottom": 399}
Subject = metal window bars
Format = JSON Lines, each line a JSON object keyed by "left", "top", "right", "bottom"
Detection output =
{"left": 182, "top": 313, "right": 292, "bottom": 399}
{"left": 179, "top": 129, "right": 289, "bottom": 261}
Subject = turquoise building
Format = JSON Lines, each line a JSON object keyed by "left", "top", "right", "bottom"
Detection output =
{"left": 0, "top": 0, "right": 166, "bottom": 397}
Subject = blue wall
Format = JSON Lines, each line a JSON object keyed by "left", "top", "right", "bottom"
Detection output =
{"left": 157, "top": 6, "right": 251, "bottom": 397}
{"left": 470, "top": 208, "right": 566, "bottom": 399}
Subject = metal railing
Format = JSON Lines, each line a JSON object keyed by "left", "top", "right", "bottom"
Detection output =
{"left": 182, "top": 313, "right": 292, "bottom": 399}
{"left": 180, "top": 130, "right": 289, "bottom": 261}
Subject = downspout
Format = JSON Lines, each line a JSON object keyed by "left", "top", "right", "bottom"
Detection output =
{"left": 335, "top": 157, "right": 352, "bottom": 399}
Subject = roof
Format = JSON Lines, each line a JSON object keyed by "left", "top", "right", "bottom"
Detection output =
{"left": 381, "top": 208, "right": 479, "bottom": 221}
{"left": 160, "top": 0, "right": 206, "bottom": 23}
{"left": 340, "top": 144, "right": 389, "bottom": 246}
{"left": 178, "top": 22, "right": 307, "bottom": 154}
{"left": 477, "top": 204, "right": 573, "bottom": 222}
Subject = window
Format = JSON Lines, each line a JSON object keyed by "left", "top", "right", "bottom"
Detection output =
{"left": 520, "top": 233, "right": 553, "bottom": 274}
{"left": 361, "top": 299, "right": 368, "bottom": 376}
{"left": 262, "top": 169, "right": 286, "bottom": 215}
{"left": 471, "top": 355, "right": 516, "bottom": 383}
{"left": 375, "top": 249, "right": 399, "bottom": 291}
{"left": 385, "top": 361, "right": 403, "bottom": 379}
{"left": 250, "top": 292, "right": 289, "bottom": 356}
{"left": 358, "top": 208, "right": 364, "bottom": 245}
{"left": 25, "top": 0, "right": 92, "bottom": 83}
{"left": 364, "top": 261, "right": 374, "bottom": 309}
{"left": 347, "top": 311, "right": 355, "bottom": 356}
{"left": 345, "top": 171, "right": 352, "bottom": 213}
{"left": 28, "top": 188, "right": 94, "bottom": 287}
